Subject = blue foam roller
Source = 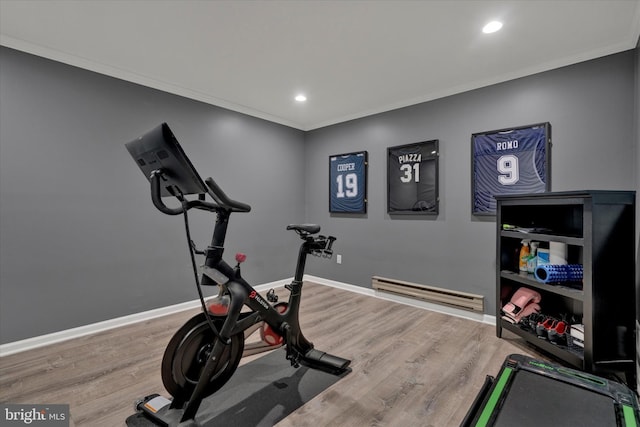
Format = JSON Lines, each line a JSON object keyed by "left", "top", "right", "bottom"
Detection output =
{"left": 534, "top": 264, "right": 583, "bottom": 283}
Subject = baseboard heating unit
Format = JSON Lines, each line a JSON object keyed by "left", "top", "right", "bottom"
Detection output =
{"left": 372, "top": 276, "right": 484, "bottom": 313}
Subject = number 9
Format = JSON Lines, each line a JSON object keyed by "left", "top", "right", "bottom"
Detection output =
{"left": 497, "top": 154, "right": 519, "bottom": 185}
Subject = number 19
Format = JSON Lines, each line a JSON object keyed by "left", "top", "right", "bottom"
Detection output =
{"left": 336, "top": 173, "right": 358, "bottom": 198}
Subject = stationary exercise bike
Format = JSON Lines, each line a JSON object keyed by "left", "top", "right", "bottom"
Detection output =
{"left": 124, "top": 123, "right": 350, "bottom": 426}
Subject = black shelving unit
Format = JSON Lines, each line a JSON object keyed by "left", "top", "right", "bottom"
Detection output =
{"left": 495, "top": 190, "right": 636, "bottom": 389}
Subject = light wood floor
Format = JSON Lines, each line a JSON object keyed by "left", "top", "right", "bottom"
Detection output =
{"left": 0, "top": 282, "right": 545, "bottom": 427}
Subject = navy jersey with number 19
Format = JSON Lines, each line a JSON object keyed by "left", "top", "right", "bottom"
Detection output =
{"left": 330, "top": 152, "right": 367, "bottom": 213}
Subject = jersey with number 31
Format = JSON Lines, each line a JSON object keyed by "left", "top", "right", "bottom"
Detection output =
{"left": 388, "top": 143, "right": 437, "bottom": 212}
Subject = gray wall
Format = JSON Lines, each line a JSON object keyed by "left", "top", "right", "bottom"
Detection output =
{"left": 1, "top": 46, "right": 638, "bottom": 344}
{"left": 0, "top": 47, "right": 306, "bottom": 344}
{"left": 304, "top": 50, "right": 638, "bottom": 316}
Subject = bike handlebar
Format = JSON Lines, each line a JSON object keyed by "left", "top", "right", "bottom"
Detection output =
{"left": 307, "top": 235, "right": 336, "bottom": 258}
{"left": 150, "top": 170, "right": 251, "bottom": 215}
{"left": 204, "top": 178, "right": 251, "bottom": 213}
{"left": 151, "top": 170, "right": 184, "bottom": 215}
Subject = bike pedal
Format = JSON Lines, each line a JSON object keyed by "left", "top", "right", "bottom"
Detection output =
{"left": 266, "top": 288, "right": 278, "bottom": 303}
{"left": 285, "top": 349, "right": 301, "bottom": 368}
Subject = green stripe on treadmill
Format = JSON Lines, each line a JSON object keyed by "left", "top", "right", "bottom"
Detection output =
{"left": 623, "top": 405, "right": 638, "bottom": 427}
{"left": 475, "top": 367, "right": 513, "bottom": 427}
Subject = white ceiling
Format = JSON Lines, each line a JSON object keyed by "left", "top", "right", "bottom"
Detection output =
{"left": 1, "top": 1, "right": 639, "bottom": 131}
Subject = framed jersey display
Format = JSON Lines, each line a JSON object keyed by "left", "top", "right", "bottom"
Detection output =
{"left": 472, "top": 122, "right": 551, "bottom": 215}
{"left": 329, "top": 151, "right": 368, "bottom": 213}
{"left": 387, "top": 140, "right": 439, "bottom": 215}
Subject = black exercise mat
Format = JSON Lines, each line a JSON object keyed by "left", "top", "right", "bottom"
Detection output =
{"left": 191, "top": 348, "right": 349, "bottom": 426}
{"left": 125, "top": 347, "right": 342, "bottom": 427}
{"left": 126, "top": 348, "right": 350, "bottom": 426}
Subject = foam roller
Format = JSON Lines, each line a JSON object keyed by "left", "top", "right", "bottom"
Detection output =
{"left": 534, "top": 264, "right": 583, "bottom": 283}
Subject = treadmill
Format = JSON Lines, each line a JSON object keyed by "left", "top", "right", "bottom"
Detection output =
{"left": 461, "top": 354, "right": 639, "bottom": 427}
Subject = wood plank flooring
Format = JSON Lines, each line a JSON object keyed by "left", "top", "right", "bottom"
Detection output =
{"left": 0, "top": 282, "right": 544, "bottom": 426}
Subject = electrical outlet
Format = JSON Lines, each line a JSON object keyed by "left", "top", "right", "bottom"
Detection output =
{"left": 336, "top": 254, "right": 342, "bottom": 264}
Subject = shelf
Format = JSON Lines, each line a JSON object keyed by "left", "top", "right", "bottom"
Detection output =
{"left": 500, "top": 230, "right": 584, "bottom": 246}
{"left": 496, "top": 190, "right": 635, "bottom": 205}
{"left": 594, "top": 359, "right": 637, "bottom": 371}
{"left": 500, "top": 270, "right": 584, "bottom": 301}
{"left": 496, "top": 190, "right": 636, "bottom": 389}
{"left": 500, "top": 320, "right": 584, "bottom": 368}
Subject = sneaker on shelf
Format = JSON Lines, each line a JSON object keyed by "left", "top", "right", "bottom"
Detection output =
{"left": 569, "top": 324, "right": 584, "bottom": 348}
{"left": 548, "top": 321, "right": 567, "bottom": 345}
{"left": 536, "top": 317, "right": 556, "bottom": 340}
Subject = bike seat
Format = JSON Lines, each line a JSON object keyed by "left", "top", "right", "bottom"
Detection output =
{"left": 286, "top": 224, "right": 321, "bottom": 235}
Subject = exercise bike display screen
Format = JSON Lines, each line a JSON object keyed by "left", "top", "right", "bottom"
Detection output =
{"left": 125, "top": 123, "right": 207, "bottom": 196}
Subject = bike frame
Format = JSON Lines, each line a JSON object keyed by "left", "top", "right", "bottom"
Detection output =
{"left": 158, "top": 178, "right": 330, "bottom": 421}
{"left": 199, "top": 207, "right": 317, "bottom": 355}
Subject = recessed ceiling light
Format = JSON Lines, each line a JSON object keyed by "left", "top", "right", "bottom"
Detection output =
{"left": 295, "top": 94, "right": 307, "bottom": 102}
{"left": 482, "top": 21, "right": 503, "bottom": 34}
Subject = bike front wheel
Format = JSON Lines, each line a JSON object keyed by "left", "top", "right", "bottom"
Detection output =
{"left": 161, "top": 313, "right": 244, "bottom": 401}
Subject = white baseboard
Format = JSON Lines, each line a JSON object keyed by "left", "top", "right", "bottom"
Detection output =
{"left": 0, "top": 276, "right": 495, "bottom": 357}
{"left": 0, "top": 279, "right": 290, "bottom": 357}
